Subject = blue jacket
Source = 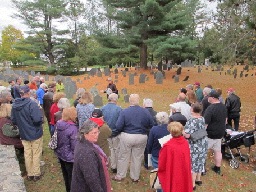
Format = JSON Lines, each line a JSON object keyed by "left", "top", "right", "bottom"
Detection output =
{"left": 114, "top": 105, "right": 154, "bottom": 136}
{"left": 55, "top": 120, "right": 78, "bottom": 162}
{"left": 101, "top": 103, "right": 122, "bottom": 135}
{"left": 147, "top": 124, "right": 170, "bottom": 158}
{"left": 11, "top": 98, "right": 43, "bottom": 141}
{"left": 13, "top": 84, "right": 21, "bottom": 99}
{"left": 36, "top": 88, "right": 45, "bottom": 105}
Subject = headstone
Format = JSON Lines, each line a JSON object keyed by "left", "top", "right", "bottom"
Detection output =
{"left": 157, "top": 62, "right": 163, "bottom": 71}
{"left": 156, "top": 71, "right": 164, "bottom": 84}
{"left": 244, "top": 65, "right": 249, "bottom": 71}
{"left": 124, "top": 94, "right": 129, "bottom": 103}
{"left": 115, "top": 75, "right": 118, "bottom": 79}
{"left": 167, "top": 63, "right": 171, "bottom": 71}
{"left": 234, "top": 73, "right": 237, "bottom": 79}
{"left": 121, "top": 88, "right": 127, "bottom": 95}
{"left": 198, "top": 66, "right": 202, "bottom": 73}
{"left": 245, "top": 74, "right": 248, "bottom": 77}
{"left": 90, "top": 87, "right": 99, "bottom": 97}
{"left": 93, "top": 95, "right": 103, "bottom": 107}
{"left": 114, "top": 68, "right": 118, "bottom": 74}
{"left": 104, "top": 68, "right": 110, "bottom": 76}
{"left": 163, "top": 64, "right": 167, "bottom": 70}
{"left": 240, "top": 71, "right": 243, "bottom": 78}
{"left": 64, "top": 81, "right": 77, "bottom": 99}
{"left": 233, "top": 68, "right": 238, "bottom": 75}
{"left": 139, "top": 74, "right": 147, "bottom": 83}
{"left": 97, "top": 70, "right": 102, "bottom": 77}
{"left": 174, "top": 75, "right": 179, "bottom": 83}
{"left": 122, "top": 70, "right": 126, "bottom": 77}
{"left": 125, "top": 68, "right": 129, "bottom": 71}
{"left": 129, "top": 74, "right": 134, "bottom": 85}
{"left": 145, "top": 77, "right": 149, "bottom": 81}
{"left": 176, "top": 67, "right": 182, "bottom": 75}
{"left": 216, "top": 65, "right": 221, "bottom": 71}
{"left": 45, "top": 75, "right": 49, "bottom": 81}
{"left": 90, "top": 68, "right": 97, "bottom": 76}
{"left": 183, "top": 76, "right": 189, "bottom": 81}
{"left": 227, "top": 69, "right": 231, "bottom": 75}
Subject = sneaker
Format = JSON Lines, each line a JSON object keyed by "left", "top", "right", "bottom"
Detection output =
{"left": 131, "top": 179, "right": 139, "bottom": 183}
{"left": 27, "top": 176, "right": 34, "bottom": 181}
{"left": 195, "top": 181, "right": 202, "bottom": 186}
{"left": 211, "top": 166, "right": 221, "bottom": 175}
{"left": 33, "top": 175, "right": 42, "bottom": 182}
{"left": 111, "top": 175, "right": 123, "bottom": 182}
{"left": 111, "top": 168, "right": 117, "bottom": 173}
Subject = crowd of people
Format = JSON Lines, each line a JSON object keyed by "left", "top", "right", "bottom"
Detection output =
{"left": 0, "top": 75, "right": 244, "bottom": 192}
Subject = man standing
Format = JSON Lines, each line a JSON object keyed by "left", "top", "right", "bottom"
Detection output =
{"left": 204, "top": 90, "right": 227, "bottom": 175}
{"left": 194, "top": 82, "right": 204, "bottom": 102}
{"left": 105, "top": 77, "right": 118, "bottom": 98}
{"left": 13, "top": 77, "right": 22, "bottom": 99}
{"left": 201, "top": 87, "right": 212, "bottom": 116}
{"left": 101, "top": 93, "right": 122, "bottom": 173}
{"left": 174, "top": 93, "right": 191, "bottom": 120}
{"left": 11, "top": 85, "right": 44, "bottom": 181}
{"left": 112, "top": 94, "right": 154, "bottom": 182}
{"left": 225, "top": 88, "right": 241, "bottom": 131}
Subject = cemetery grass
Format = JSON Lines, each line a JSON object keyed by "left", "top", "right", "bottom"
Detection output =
{"left": 23, "top": 65, "right": 256, "bottom": 192}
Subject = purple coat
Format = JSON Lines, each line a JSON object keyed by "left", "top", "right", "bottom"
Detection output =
{"left": 55, "top": 120, "right": 78, "bottom": 162}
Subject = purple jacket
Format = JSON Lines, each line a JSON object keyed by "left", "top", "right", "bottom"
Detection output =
{"left": 55, "top": 120, "right": 78, "bottom": 162}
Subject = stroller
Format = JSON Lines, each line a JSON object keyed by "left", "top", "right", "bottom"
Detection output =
{"left": 221, "top": 128, "right": 255, "bottom": 169}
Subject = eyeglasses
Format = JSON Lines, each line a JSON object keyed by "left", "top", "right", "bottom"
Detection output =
{"left": 88, "top": 131, "right": 100, "bottom": 135}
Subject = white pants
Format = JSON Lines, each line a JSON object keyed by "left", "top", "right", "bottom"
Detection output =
{"left": 116, "top": 132, "right": 147, "bottom": 180}
{"left": 107, "top": 136, "right": 120, "bottom": 169}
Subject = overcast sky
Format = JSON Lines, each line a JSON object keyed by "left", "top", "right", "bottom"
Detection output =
{"left": 0, "top": 0, "right": 217, "bottom": 36}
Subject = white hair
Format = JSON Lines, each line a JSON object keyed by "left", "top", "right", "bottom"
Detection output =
{"left": 57, "top": 98, "right": 71, "bottom": 109}
{"left": 203, "top": 87, "right": 211, "bottom": 96}
{"left": 76, "top": 88, "right": 86, "bottom": 98}
{"left": 40, "top": 83, "right": 48, "bottom": 89}
{"left": 143, "top": 98, "right": 153, "bottom": 107}
{"left": 129, "top": 94, "right": 140, "bottom": 106}
{"left": 108, "top": 93, "right": 118, "bottom": 102}
{"left": 156, "top": 112, "right": 169, "bottom": 125}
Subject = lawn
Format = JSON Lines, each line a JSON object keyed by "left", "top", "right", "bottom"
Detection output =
{"left": 24, "top": 65, "right": 256, "bottom": 192}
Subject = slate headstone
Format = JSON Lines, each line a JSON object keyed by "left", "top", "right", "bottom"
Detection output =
{"left": 163, "top": 64, "right": 167, "bottom": 70}
{"left": 174, "top": 75, "right": 179, "bottom": 83}
{"left": 158, "top": 62, "right": 163, "bottom": 71}
{"left": 176, "top": 67, "right": 182, "bottom": 75}
{"left": 90, "top": 87, "right": 99, "bottom": 97}
{"left": 156, "top": 71, "right": 164, "bottom": 84}
{"left": 139, "top": 74, "right": 147, "bottom": 83}
{"left": 183, "top": 76, "right": 189, "bottom": 81}
{"left": 122, "top": 70, "right": 126, "bottom": 77}
{"left": 124, "top": 94, "right": 130, "bottom": 103}
{"left": 93, "top": 95, "right": 103, "bottom": 107}
{"left": 121, "top": 88, "right": 128, "bottom": 95}
{"left": 114, "top": 68, "right": 118, "bottom": 74}
{"left": 104, "top": 68, "right": 110, "bottom": 76}
{"left": 129, "top": 74, "right": 135, "bottom": 85}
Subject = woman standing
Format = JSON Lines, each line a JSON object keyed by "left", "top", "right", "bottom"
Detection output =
{"left": 71, "top": 119, "right": 111, "bottom": 192}
{"left": 184, "top": 102, "right": 208, "bottom": 190}
{"left": 55, "top": 107, "right": 78, "bottom": 192}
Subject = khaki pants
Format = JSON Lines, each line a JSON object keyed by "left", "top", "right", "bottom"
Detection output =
{"left": 22, "top": 136, "right": 43, "bottom": 177}
{"left": 116, "top": 132, "right": 147, "bottom": 180}
{"left": 108, "top": 137, "right": 120, "bottom": 169}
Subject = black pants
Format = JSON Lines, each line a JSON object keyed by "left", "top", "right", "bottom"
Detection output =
{"left": 227, "top": 114, "right": 240, "bottom": 131}
{"left": 59, "top": 159, "right": 73, "bottom": 192}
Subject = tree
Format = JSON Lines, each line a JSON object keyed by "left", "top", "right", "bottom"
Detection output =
{"left": 12, "top": 0, "right": 69, "bottom": 66}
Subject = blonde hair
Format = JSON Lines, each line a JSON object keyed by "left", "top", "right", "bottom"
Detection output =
{"left": 76, "top": 88, "right": 86, "bottom": 98}
{"left": 79, "top": 92, "right": 93, "bottom": 104}
{"left": 186, "top": 90, "right": 197, "bottom": 105}
{"left": 53, "top": 92, "right": 66, "bottom": 103}
{"left": 129, "top": 94, "right": 140, "bottom": 106}
{"left": 167, "top": 122, "right": 183, "bottom": 137}
{"left": 62, "top": 107, "right": 77, "bottom": 122}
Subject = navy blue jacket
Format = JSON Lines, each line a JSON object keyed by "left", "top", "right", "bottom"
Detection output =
{"left": 11, "top": 98, "right": 43, "bottom": 141}
{"left": 114, "top": 105, "right": 154, "bottom": 136}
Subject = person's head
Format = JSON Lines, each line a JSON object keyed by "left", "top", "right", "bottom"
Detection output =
{"left": 169, "top": 102, "right": 181, "bottom": 113}
{"left": 107, "top": 77, "right": 113, "bottom": 84}
{"left": 24, "top": 80, "right": 29, "bottom": 85}
{"left": 191, "top": 102, "right": 203, "bottom": 114}
{"left": 215, "top": 88, "right": 222, "bottom": 96}
{"left": 0, "top": 90, "right": 12, "bottom": 103}
{"left": 143, "top": 98, "right": 153, "bottom": 108}
{"left": 129, "top": 94, "right": 140, "bottom": 106}
{"left": 156, "top": 112, "right": 169, "bottom": 125}
{"left": 53, "top": 92, "right": 66, "bottom": 103}
{"left": 203, "top": 87, "right": 211, "bottom": 97}
{"left": 57, "top": 80, "right": 62, "bottom": 84}
{"left": 186, "top": 84, "right": 193, "bottom": 91}
{"left": 30, "top": 89, "right": 37, "bottom": 99}
{"left": 40, "top": 83, "right": 48, "bottom": 90}
{"left": 16, "top": 77, "right": 22, "bottom": 85}
{"left": 180, "top": 88, "right": 187, "bottom": 95}
{"left": 108, "top": 93, "right": 118, "bottom": 103}
{"left": 227, "top": 88, "right": 235, "bottom": 96}
{"left": 194, "top": 82, "right": 200, "bottom": 89}
{"left": 167, "top": 122, "right": 183, "bottom": 138}
{"left": 207, "top": 89, "right": 220, "bottom": 104}
{"left": 8, "top": 79, "right": 15, "bottom": 86}
{"left": 40, "top": 77, "right": 45, "bottom": 83}
{"left": 48, "top": 82, "right": 56, "bottom": 92}
{"left": 76, "top": 88, "right": 86, "bottom": 98}
{"left": 186, "top": 90, "right": 197, "bottom": 104}
{"left": 206, "top": 84, "right": 213, "bottom": 89}
{"left": 79, "top": 91, "right": 93, "bottom": 104}
{"left": 62, "top": 107, "right": 77, "bottom": 122}
{"left": 57, "top": 98, "right": 70, "bottom": 110}
{"left": 177, "top": 93, "right": 186, "bottom": 102}
{"left": 19, "top": 85, "right": 30, "bottom": 98}
{"left": 79, "top": 119, "right": 99, "bottom": 143}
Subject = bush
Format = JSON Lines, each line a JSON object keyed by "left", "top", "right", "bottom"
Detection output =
{"left": 46, "top": 66, "right": 57, "bottom": 75}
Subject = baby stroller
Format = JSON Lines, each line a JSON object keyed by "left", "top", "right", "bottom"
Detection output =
{"left": 221, "top": 128, "right": 255, "bottom": 169}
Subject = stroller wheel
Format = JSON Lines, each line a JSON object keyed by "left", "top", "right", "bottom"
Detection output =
{"left": 240, "top": 155, "right": 249, "bottom": 163}
{"left": 230, "top": 159, "right": 239, "bottom": 169}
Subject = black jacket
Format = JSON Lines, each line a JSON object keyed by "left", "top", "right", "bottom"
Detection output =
{"left": 225, "top": 93, "right": 241, "bottom": 115}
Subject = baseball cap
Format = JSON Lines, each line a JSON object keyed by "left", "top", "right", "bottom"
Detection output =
{"left": 92, "top": 108, "right": 103, "bottom": 118}
{"left": 208, "top": 89, "right": 220, "bottom": 99}
{"left": 194, "top": 82, "right": 200, "bottom": 86}
{"left": 19, "top": 85, "right": 30, "bottom": 94}
{"left": 227, "top": 88, "right": 234, "bottom": 92}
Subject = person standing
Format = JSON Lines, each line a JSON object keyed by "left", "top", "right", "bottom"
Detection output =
{"left": 112, "top": 94, "right": 154, "bottom": 182}
{"left": 204, "top": 90, "right": 227, "bottom": 175}
{"left": 11, "top": 85, "right": 44, "bottom": 182}
{"left": 201, "top": 87, "right": 211, "bottom": 116}
{"left": 13, "top": 77, "right": 22, "bottom": 99}
{"left": 36, "top": 83, "right": 48, "bottom": 107}
{"left": 225, "top": 88, "right": 241, "bottom": 131}
{"left": 101, "top": 93, "right": 122, "bottom": 173}
{"left": 194, "top": 82, "right": 204, "bottom": 102}
{"left": 56, "top": 80, "right": 65, "bottom": 92}
{"left": 104, "top": 77, "right": 118, "bottom": 98}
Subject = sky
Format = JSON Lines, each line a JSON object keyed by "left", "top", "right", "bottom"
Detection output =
{"left": 0, "top": 0, "right": 218, "bottom": 37}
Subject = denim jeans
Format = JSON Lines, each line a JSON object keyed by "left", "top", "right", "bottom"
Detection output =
{"left": 151, "top": 156, "right": 162, "bottom": 192}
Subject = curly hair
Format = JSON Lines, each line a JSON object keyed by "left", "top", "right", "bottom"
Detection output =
{"left": 62, "top": 107, "right": 77, "bottom": 122}
{"left": 78, "top": 92, "right": 93, "bottom": 104}
{"left": 53, "top": 92, "right": 66, "bottom": 103}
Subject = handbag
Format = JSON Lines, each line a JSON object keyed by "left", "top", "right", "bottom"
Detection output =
{"left": 149, "top": 168, "right": 161, "bottom": 189}
{"left": 48, "top": 126, "right": 58, "bottom": 150}
{"left": 2, "top": 123, "right": 19, "bottom": 137}
{"left": 190, "top": 128, "right": 207, "bottom": 141}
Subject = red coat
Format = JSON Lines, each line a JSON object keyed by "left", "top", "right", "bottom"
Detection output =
{"left": 158, "top": 136, "right": 192, "bottom": 192}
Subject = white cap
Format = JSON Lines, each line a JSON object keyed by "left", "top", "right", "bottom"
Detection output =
{"left": 169, "top": 102, "right": 181, "bottom": 112}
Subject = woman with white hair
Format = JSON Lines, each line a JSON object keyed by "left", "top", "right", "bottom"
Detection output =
{"left": 54, "top": 98, "right": 71, "bottom": 123}
{"left": 36, "top": 83, "right": 48, "bottom": 106}
{"left": 73, "top": 88, "right": 85, "bottom": 108}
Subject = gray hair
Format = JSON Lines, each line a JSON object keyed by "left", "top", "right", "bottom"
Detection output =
{"left": 129, "top": 94, "right": 140, "bottom": 106}
{"left": 30, "top": 89, "right": 37, "bottom": 98}
{"left": 143, "top": 98, "right": 153, "bottom": 107}
{"left": 108, "top": 93, "right": 118, "bottom": 102}
{"left": 40, "top": 83, "right": 48, "bottom": 89}
{"left": 156, "top": 112, "right": 169, "bottom": 125}
{"left": 0, "top": 90, "right": 11, "bottom": 103}
{"left": 76, "top": 88, "right": 86, "bottom": 98}
{"left": 57, "top": 98, "right": 70, "bottom": 109}
{"left": 79, "top": 119, "right": 98, "bottom": 141}
{"left": 186, "top": 84, "right": 193, "bottom": 90}
{"left": 203, "top": 87, "right": 211, "bottom": 96}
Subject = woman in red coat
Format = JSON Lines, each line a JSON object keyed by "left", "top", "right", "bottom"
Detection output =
{"left": 158, "top": 122, "right": 193, "bottom": 192}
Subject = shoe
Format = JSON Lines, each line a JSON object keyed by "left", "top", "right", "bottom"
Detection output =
{"left": 111, "top": 168, "right": 117, "bottom": 173}
{"left": 195, "top": 181, "right": 202, "bottom": 186}
{"left": 112, "top": 176, "right": 122, "bottom": 182}
{"left": 131, "top": 179, "right": 139, "bottom": 183}
{"left": 211, "top": 166, "right": 221, "bottom": 175}
{"left": 201, "top": 171, "right": 207, "bottom": 176}
{"left": 33, "top": 175, "right": 42, "bottom": 182}
{"left": 193, "top": 186, "right": 196, "bottom": 191}
{"left": 27, "top": 176, "right": 34, "bottom": 181}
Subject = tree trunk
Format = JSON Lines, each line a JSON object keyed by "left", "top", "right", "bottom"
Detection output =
{"left": 140, "top": 42, "right": 147, "bottom": 70}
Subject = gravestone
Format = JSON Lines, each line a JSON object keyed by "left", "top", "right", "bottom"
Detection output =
{"left": 162, "top": 71, "right": 166, "bottom": 79}
{"left": 245, "top": 74, "right": 248, "bottom": 77}
{"left": 227, "top": 69, "right": 231, "bottom": 75}
{"left": 93, "top": 95, "right": 103, "bottom": 107}
{"left": 233, "top": 68, "right": 238, "bottom": 75}
{"left": 244, "top": 65, "right": 249, "bottom": 71}
{"left": 167, "top": 63, "right": 171, "bottom": 71}
{"left": 220, "top": 72, "right": 221, "bottom": 75}
{"left": 183, "top": 76, "right": 189, "bottom": 81}
{"left": 115, "top": 75, "right": 118, "bottom": 79}
{"left": 146, "top": 77, "right": 149, "bottom": 81}
{"left": 157, "top": 62, "right": 163, "bottom": 71}
{"left": 122, "top": 70, "right": 126, "bottom": 77}
{"left": 216, "top": 65, "right": 221, "bottom": 71}
{"left": 163, "top": 64, "right": 167, "bottom": 70}
{"left": 155, "top": 71, "right": 164, "bottom": 84}
{"left": 129, "top": 74, "right": 135, "bottom": 85}
{"left": 90, "top": 87, "right": 99, "bottom": 97}
{"left": 174, "top": 75, "right": 179, "bottom": 83}
{"left": 104, "top": 68, "right": 110, "bottom": 76}
{"left": 124, "top": 94, "right": 130, "bottom": 103}
{"left": 176, "top": 67, "right": 182, "bottom": 75}
{"left": 90, "top": 68, "right": 97, "bottom": 76}
{"left": 64, "top": 81, "right": 77, "bottom": 99}
{"left": 234, "top": 74, "right": 237, "bottom": 79}
{"left": 139, "top": 74, "right": 147, "bottom": 83}
{"left": 198, "top": 66, "right": 202, "bottom": 73}
{"left": 125, "top": 68, "right": 129, "bottom": 71}
{"left": 114, "top": 68, "right": 118, "bottom": 74}
{"left": 121, "top": 88, "right": 128, "bottom": 95}
{"left": 240, "top": 71, "right": 243, "bottom": 78}
{"left": 45, "top": 75, "right": 49, "bottom": 81}
{"left": 97, "top": 70, "right": 102, "bottom": 77}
